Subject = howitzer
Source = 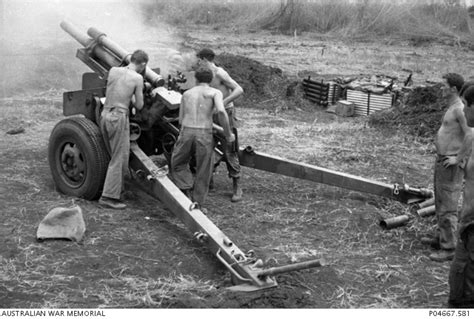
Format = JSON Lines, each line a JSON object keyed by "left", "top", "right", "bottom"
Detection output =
{"left": 49, "top": 21, "right": 431, "bottom": 291}
{"left": 50, "top": 21, "right": 325, "bottom": 291}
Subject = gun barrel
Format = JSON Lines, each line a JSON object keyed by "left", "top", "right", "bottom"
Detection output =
{"left": 61, "top": 20, "right": 122, "bottom": 74}
{"left": 87, "top": 26, "right": 164, "bottom": 87}
{"left": 60, "top": 21, "right": 93, "bottom": 47}
{"left": 61, "top": 21, "right": 164, "bottom": 87}
{"left": 87, "top": 27, "right": 129, "bottom": 62}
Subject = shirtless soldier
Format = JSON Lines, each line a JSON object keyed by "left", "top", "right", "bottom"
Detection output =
{"left": 196, "top": 48, "right": 244, "bottom": 202}
{"left": 422, "top": 73, "right": 473, "bottom": 261}
{"left": 447, "top": 85, "right": 474, "bottom": 307}
{"left": 98, "top": 50, "right": 147, "bottom": 209}
{"left": 171, "top": 67, "right": 234, "bottom": 209}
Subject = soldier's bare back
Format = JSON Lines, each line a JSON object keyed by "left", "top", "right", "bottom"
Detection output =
{"left": 104, "top": 67, "right": 143, "bottom": 110}
{"left": 180, "top": 85, "right": 223, "bottom": 129}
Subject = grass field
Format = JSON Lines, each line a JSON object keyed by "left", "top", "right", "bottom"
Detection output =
{"left": 1, "top": 0, "right": 473, "bottom": 309}
{"left": 0, "top": 90, "right": 442, "bottom": 308}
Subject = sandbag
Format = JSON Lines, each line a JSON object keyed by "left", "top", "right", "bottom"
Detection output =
{"left": 37, "top": 205, "right": 86, "bottom": 242}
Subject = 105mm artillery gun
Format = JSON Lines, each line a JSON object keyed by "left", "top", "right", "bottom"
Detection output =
{"left": 49, "top": 21, "right": 431, "bottom": 291}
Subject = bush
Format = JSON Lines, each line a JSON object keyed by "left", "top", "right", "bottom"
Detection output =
{"left": 141, "top": 0, "right": 473, "bottom": 41}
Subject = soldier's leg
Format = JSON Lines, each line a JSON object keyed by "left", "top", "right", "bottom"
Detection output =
{"left": 464, "top": 229, "right": 474, "bottom": 306}
{"left": 170, "top": 128, "right": 194, "bottom": 193}
{"left": 225, "top": 147, "right": 242, "bottom": 202}
{"left": 101, "top": 109, "right": 128, "bottom": 200}
{"left": 224, "top": 107, "right": 243, "bottom": 202}
{"left": 431, "top": 160, "right": 462, "bottom": 261}
{"left": 121, "top": 116, "right": 130, "bottom": 193}
{"left": 448, "top": 228, "right": 474, "bottom": 307}
{"left": 192, "top": 130, "right": 214, "bottom": 206}
{"left": 437, "top": 164, "right": 463, "bottom": 250}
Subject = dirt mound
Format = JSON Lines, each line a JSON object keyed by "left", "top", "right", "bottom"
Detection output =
{"left": 215, "top": 53, "right": 311, "bottom": 111}
{"left": 368, "top": 84, "right": 447, "bottom": 139}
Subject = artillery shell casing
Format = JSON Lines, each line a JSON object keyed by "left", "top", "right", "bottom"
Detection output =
{"left": 416, "top": 197, "right": 435, "bottom": 209}
{"left": 417, "top": 205, "right": 435, "bottom": 217}
{"left": 380, "top": 215, "right": 409, "bottom": 229}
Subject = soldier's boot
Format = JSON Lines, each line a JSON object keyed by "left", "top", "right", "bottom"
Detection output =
{"left": 421, "top": 236, "right": 441, "bottom": 250}
{"left": 429, "top": 249, "right": 454, "bottom": 262}
{"left": 99, "top": 196, "right": 126, "bottom": 210}
{"left": 231, "top": 177, "right": 243, "bottom": 202}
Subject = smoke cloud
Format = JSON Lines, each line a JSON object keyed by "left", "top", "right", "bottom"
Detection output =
{"left": 0, "top": 0, "right": 185, "bottom": 98}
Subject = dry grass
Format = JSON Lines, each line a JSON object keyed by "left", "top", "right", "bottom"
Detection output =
{"left": 0, "top": 92, "right": 449, "bottom": 308}
{"left": 0, "top": 248, "right": 215, "bottom": 308}
{"left": 1, "top": 91, "right": 63, "bottom": 130}
{"left": 142, "top": 0, "right": 474, "bottom": 44}
{"left": 0, "top": 16, "right": 458, "bottom": 306}
{"left": 141, "top": 0, "right": 273, "bottom": 30}
{"left": 91, "top": 274, "right": 216, "bottom": 308}
{"left": 219, "top": 108, "right": 444, "bottom": 308}
{"left": 238, "top": 109, "right": 433, "bottom": 184}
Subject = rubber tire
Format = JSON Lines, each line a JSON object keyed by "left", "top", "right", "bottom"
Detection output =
{"left": 48, "top": 116, "right": 109, "bottom": 200}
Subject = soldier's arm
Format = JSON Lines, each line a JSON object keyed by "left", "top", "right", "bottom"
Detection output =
{"left": 133, "top": 76, "right": 145, "bottom": 111}
{"left": 214, "top": 90, "right": 234, "bottom": 142}
{"left": 456, "top": 107, "right": 473, "bottom": 165}
{"left": 217, "top": 69, "right": 243, "bottom": 107}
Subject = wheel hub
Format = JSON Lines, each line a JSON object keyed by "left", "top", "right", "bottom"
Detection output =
{"left": 60, "top": 143, "right": 85, "bottom": 183}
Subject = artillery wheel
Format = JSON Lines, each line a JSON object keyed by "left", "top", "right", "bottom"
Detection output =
{"left": 48, "top": 116, "right": 109, "bottom": 200}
